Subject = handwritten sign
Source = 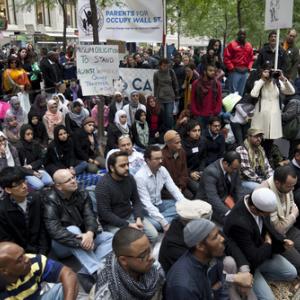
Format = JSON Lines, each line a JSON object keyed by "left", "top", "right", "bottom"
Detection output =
{"left": 77, "top": 45, "right": 119, "bottom": 96}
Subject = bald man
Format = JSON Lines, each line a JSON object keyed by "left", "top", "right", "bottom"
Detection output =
{"left": 0, "top": 242, "right": 78, "bottom": 300}
{"left": 43, "top": 169, "right": 113, "bottom": 292}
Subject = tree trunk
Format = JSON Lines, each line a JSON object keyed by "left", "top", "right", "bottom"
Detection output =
{"left": 58, "top": 0, "right": 67, "bottom": 52}
{"left": 237, "top": 0, "right": 242, "bottom": 30}
{"left": 223, "top": 9, "right": 228, "bottom": 50}
{"left": 90, "top": 0, "right": 99, "bottom": 44}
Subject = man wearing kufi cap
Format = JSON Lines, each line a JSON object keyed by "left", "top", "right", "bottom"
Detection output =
{"left": 123, "top": 90, "right": 146, "bottom": 126}
{"left": 236, "top": 128, "right": 273, "bottom": 191}
{"left": 108, "top": 91, "right": 129, "bottom": 124}
{"left": 166, "top": 218, "right": 255, "bottom": 300}
{"left": 224, "top": 188, "right": 297, "bottom": 300}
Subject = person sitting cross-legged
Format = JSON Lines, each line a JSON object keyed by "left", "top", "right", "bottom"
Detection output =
{"left": 43, "top": 168, "right": 113, "bottom": 292}
{"left": 92, "top": 227, "right": 165, "bottom": 300}
{"left": 0, "top": 241, "right": 78, "bottom": 300}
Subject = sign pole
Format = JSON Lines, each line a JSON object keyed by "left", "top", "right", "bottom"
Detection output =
{"left": 163, "top": 0, "right": 167, "bottom": 58}
{"left": 274, "top": 28, "right": 280, "bottom": 70}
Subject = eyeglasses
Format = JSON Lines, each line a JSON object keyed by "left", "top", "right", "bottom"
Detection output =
{"left": 59, "top": 176, "right": 76, "bottom": 184}
{"left": 121, "top": 247, "right": 152, "bottom": 262}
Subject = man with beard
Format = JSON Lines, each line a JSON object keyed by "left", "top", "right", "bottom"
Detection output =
{"left": 96, "top": 151, "right": 158, "bottom": 243}
{"left": 224, "top": 29, "right": 254, "bottom": 96}
{"left": 236, "top": 128, "right": 273, "bottom": 191}
{"left": 93, "top": 227, "right": 164, "bottom": 300}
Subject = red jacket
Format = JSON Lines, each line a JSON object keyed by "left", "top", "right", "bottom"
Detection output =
{"left": 191, "top": 79, "right": 222, "bottom": 117}
{"left": 223, "top": 40, "right": 254, "bottom": 71}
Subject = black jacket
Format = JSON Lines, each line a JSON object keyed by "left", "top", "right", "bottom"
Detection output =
{"left": 43, "top": 188, "right": 99, "bottom": 248}
{"left": 203, "top": 129, "right": 225, "bottom": 166}
{"left": 0, "top": 192, "right": 49, "bottom": 254}
{"left": 224, "top": 197, "right": 285, "bottom": 272}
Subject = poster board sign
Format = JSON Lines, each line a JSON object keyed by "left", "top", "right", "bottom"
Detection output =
{"left": 265, "top": 0, "right": 294, "bottom": 30}
{"left": 77, "top": 45, "right": 119, "bottom": 96}
{"left": 78, "top": 0, "right": 163, "bottom": 42}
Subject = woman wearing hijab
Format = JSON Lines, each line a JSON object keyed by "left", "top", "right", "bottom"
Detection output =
{"left": 28, "top": 110, "right": 48, "bottom": 148}
{"left": 28, "top": 94, "right": 47, "bottom": 119}
{"left": 42, "top": 99, "right": 64, "bottom": 141}
{"left": 3, "top": 115, "right": 20, "bottom": 146}
{"left": 65, "top": 100, "right": 89, "bottom": 134}
{"left": 131, "top": 109, "right": 149, "bottom": 150}
{"left": 105, "top": 109, "right": 132, "bottom": 155}
{"left": 5, "top": 96, "right": 27, "bottom": 126}
{"left": 16, "top": 124, "right": 53, "bottom": 190}
{"left": 44, "top": 125, "right": 88, "bottom": 176}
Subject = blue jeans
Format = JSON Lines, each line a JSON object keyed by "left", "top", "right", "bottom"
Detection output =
{"left": 74, "top": 161, "right": 88, "bottom": 175}
{"left": 146, "top": 200, "right": 177, "bottom": 231}
{"left": 51, "top": 226, "right": 113, "bottom": 275}
{"left": 26, "top": 170, "right": 53, "bottom": 190}
{"left": 105, "top": 214, "right": 158, "bottom": 244}
{"left": 161, "top": 102, "right": 174, "bottom": 129}
{"left": 253, "top": 254, "right": 297, "bottom": 300}
{"left": 227, "top": 71, "right": 249, "bottom": 96}
{"left": 39, "top": 283, "right": 63, "bottom": 300}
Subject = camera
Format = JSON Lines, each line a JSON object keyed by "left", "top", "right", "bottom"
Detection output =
{"left": 270, "top": 69, "right": 281, "bottom": 79}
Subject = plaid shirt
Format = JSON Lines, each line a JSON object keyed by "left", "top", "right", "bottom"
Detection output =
{"left": 236, "top": 145, "right": 273, "bottom": 183}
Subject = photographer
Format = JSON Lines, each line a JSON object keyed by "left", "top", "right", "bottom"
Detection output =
{"left": 250, "top": 65, "right": 295, "bottom": 158}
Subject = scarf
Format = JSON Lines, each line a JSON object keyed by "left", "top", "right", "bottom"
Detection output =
{"left": 0, "top": 131, "right": 15, "bottom": 167}
{"left": 31, "top": 94, "right": 47, "bottom": 118}
{"left": 70, "top": 85, "right": 79, "bottom": 101}
{"left": 44, "top": 100, "right": 64, "bottom": 134}
{"left": 114, "top": 110, "right": 130, "bottom": 134}
{"left": 195, "top": 75, "right": 218, "bottom": 106}
{"left": 7, "top": 96, "right": 26, "bottom": 124}
{"left": 136, "top": 121, "right": 149, "bottom": 147}
{"left": 243, "top": 139, "right": 266, "bottom": 175}
{"left": 68, "top": 105, "right": 89, "bottom": 127}
{"left": 19, "top": 124, "right": 34, "bottom": 152}
{"left": 96, "top": 253, "right": 164, "bottom": 300}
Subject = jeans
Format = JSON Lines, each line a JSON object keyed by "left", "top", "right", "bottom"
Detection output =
{"left": 253, "top": 254, "right": 297, "bottom": 300}
{"left": 146, "top": 200, "right": 177, "bottom": 231}
{"left": 230, "top": 122, "right": 250, "bottom": 146}
{"left": 242, "top": 181, "right": 260, "bottom": 191}
{"left": 26, "top": 170, "right": 53, "bottom": 190}
{"left": 39, "top": 283, "right": 63, "bottom": 300}
{"left": 104, "top": 214, "right": 158, "bottom": 244}
{"left": 161, "top": 102, "right": 174, "bottom": 129}
{"left": 227, "top": 71, "right": 249, "bottom": 96}
{"left": 51, "top": 226, "right": 113, "bottom": 275}
{"left": 74, "top": 161, "right": 88, "bottom": 175}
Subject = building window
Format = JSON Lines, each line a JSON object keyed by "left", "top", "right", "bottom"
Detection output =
{"left": 36, "top": 3, "right": 51, "bottom": 26}
{"left": 4, "top": 0, "right": 16, "bottom": 24}
{"left": 66, "top": 3, "right": 76, "bottom": 28}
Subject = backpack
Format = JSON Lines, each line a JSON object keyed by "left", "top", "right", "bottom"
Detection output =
{"left": 283, "top": 116, "right": 300, "bottom": 140}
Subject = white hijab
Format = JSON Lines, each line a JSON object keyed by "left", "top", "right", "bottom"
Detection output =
{"left": 114, "top": 109, "right": 129, "bottom": 133}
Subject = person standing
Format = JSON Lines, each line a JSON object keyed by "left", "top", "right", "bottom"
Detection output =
{"left": 224, "top": 29, "right": 254, "bottom": 96}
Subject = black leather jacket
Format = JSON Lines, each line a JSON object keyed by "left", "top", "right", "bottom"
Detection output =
{"left": 43, "top": 188, "right": 99, "bottom": 248}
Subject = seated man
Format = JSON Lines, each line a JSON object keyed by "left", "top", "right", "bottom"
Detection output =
{"left": 204, "top": 116, "right": 225, "bottom": 166}
{"left": 0, "top": 167, "right": 49, "bottom": 255}
{"left": 224, "top": 188, "right": 297, "bottom": 300}
{"left": 106, "top": 134, "right": 145, "bottom": 175}
{"left": 236, "top": 128, "right": 273, "bottom": 191}
{"left": 0, "top": 241, "right": 78, "bottom": 299}
{"left": 197, "top": 151, "right": 244, "bottom": 224}
{"left": 160, "top": 200, "right": 256, "bottom": 300}
{"left": 93, "top": 227, "right": 165, "bottom": 300}
{"left": 43, "top": 169, "right": 113, "bottom": 289}
{"left": 96, "top": 151, "right": 158, "bottom": 243}
{"left": 260, "top": 165, "right": 300, "bottom": 274}
{"left": 162, "top": 130, "right": 196, "bottom": 199}
{"left": 165, "top": 219, "right": 253, "bottom": 300}
{"left": 135, "top": 145, "right": 186, "bottom": 232}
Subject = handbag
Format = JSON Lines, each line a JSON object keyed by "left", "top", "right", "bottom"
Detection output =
{"left": 283, "top": 115, "right": 300, "bottom": 140}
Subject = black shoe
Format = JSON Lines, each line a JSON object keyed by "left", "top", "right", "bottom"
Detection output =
{"left": 77, "top": 273, "right": 95, "bottom": 294}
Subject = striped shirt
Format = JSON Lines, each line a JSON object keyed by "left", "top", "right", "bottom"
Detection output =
{"left": 0, "top": 254, "right": 63, "bottom": 300}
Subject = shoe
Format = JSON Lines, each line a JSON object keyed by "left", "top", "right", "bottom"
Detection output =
{"left": 77, "top": 273, "right": 95, "bottom": 294}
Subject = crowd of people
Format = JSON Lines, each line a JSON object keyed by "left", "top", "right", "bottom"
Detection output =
{"left": 1, "top": 27, "right": 300, "bottom": 300}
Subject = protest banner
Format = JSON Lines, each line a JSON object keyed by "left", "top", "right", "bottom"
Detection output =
{"left": 114, "top": 68, "right": 156, "bottom": 97}
{"left": 77, "top": 0, "right": 163, "bottom": 42}
{"left": 77, "top": 45, "right": 119, "bottom": 96}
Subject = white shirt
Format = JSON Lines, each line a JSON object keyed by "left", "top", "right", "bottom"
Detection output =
{"left": 135, "top": 164, "right": 185, "bottom": 227}
{"left": 17, "top": 199, "right": 28, "bottom": 213}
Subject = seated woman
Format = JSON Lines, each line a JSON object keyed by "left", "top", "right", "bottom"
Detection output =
{"left": 105, "top": 110, "right": 132, "bottom": 155}
{"left": 28, "top": 93, "right": 47, "bottom": 119}
{"left": 16, "top": 124, "right": 53, "bottom": 190}
{"left": 146, "top": 95, "right": 165, "bottom": 144}
{"left": 44, "top": 125, "right": 88, "bottom": 176}
{"left": 131, "top": 109, "right": 149, "bottom": 150}
{"left": 28, "top": 110, "right": 48, "bottom": 148}
{"left": 3, "top": 115, "right": 20, "bottom": 147}
{"left": 65, "top": 100, "right": 89, "bottom": 135}
{"left": 73, "top": 117, "right": 105, "bottom": 173}
{"left": 175, "top": 109, "right": 191, "bottom": 138}
{"left": 43, "top": 99, "right": 65, "bottom": 141}
{"left": 182, "top": 120, "right": 207, "bottom": 185}
{"left": 5, "top": 95, "right": 27, "bottom": 126}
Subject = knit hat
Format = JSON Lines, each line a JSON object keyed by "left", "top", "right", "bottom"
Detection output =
{"left": 130, "top": 90, "right": 139, "bottom": 97}
{"left": 164, "top": 130, "right": 179, "bottom": 143}
{"left": 114, "top": 91, "right": 122, "bottom": 96}
{"left": 176, "top": 200, "right": 212, "bottom": 220}
{"left": 184, "top": 219, "right": 215, "bottom": 248}
{"left": 251, "top": 188, "right": 277, "bottom": 212}
{"left": 82, "top": 117, "right": 95, "bottom": 126}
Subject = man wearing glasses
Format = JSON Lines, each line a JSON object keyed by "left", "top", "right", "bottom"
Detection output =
{"left": 93, "top": 227, "right": 164, "bottom": 299}
{"left": 43, "top": 168, "right": 113, "bottom": 292}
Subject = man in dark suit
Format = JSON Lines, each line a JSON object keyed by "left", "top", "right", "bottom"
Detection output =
{"left": 224, "top": 188, "right": 297, "bottom": 299}
{"left": 197, "top": 151, "right": 243, "bottom": 224}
